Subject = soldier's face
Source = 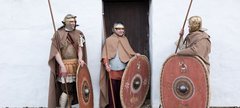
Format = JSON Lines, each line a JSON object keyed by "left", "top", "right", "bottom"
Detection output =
{"left": 113, "top": 24, "right": 125, "bottom": 36}
{"left": 65, "top": 18, "right": 76, "bottom": 31}
{"left": 114, "top": 28, "right": 125, "bottom": 36}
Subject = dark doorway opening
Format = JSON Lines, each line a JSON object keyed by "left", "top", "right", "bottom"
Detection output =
{"left": 103, "top": 0, "right": 150, "bottom": 57}
{"left": 103, "top": 0, "right": 151, "bottom": 107}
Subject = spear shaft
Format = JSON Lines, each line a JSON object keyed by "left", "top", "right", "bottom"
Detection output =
{"left": 48, "top": 0, "right": 71, "bottom": 107}
{"left": 48, "top": 0, "right": 56, "bottom": 32}
{"left": 175, "top": 0, "right": 193, "bottom": 53}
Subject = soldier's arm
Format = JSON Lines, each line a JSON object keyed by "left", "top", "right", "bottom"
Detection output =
{"left": 55, "top": 52, "right": 67, "bottom": 76}
{"left": 78, "top": 34, "right": 85, "bottom": 66}
{"left": 102, "top": 58, "right": 111, "bottom": 72}
{"left": 78, "top": 46, "right": 85, "bottom": 66}
{"left": 55, "top": 52, "right": 65, "bottom": 68}
{"left": 177, "top": 44, "right": 197, "bottom": 56}
{"left": 177, "top": 39, "right": 207, "bottom": 56}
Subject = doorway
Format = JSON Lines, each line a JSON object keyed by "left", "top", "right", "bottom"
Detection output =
{"left": 103, "top": 0, "right": 151, "bottom": 106}
{"left": 103, "top": 0, "right": 150, "bottom": 57}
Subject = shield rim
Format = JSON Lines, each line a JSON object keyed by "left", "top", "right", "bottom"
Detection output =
{"left": 160, "top": 54, "right": 210, "bottom": 108}
{"left": 120, "top": 55, "right": 151, "bottom": 108}
{"left": 76, "top": 64, "right": 94, "bottom": 108}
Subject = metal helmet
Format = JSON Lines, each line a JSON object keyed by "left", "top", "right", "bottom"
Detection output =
{"left": 113, "top": 23, "right": 124, "bottom": 29}
{"left": 188, "top": 16, "right": 202, "bottom": 32}
{"left": 62, "top": 14, "right": 76, "bottom": 23}
{"left": 112, "top": 22, "right": 125, "bottom": 34}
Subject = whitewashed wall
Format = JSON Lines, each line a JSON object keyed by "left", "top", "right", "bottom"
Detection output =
{"left": 0, "top": 0, "right": 240, "bottom": 107}
{"left": 0, "top": 0, "right": 103, "bottom": 107}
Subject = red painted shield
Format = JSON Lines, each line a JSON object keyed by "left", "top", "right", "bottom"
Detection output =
{"left": 76, "top": 65, "right": 94, "bottom": 108}
{"left": 120, "top": 55, "right": 150, "bottom": 108}
{"left": 160, "top": 55, "right": 209, "bottom": 108}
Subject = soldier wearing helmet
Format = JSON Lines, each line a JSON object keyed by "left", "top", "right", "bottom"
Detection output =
{"left": 48, "top": 14, "right": 87, "bottom": 108}
{"left": 61, "top": 14, "right": 77, "bottom": 31}
{"left": 177, "top": 16, "right": 211, "bottom": 72}
{"left": 188, "top": 16, "right": 203, "bottom": 32}
{"left": 100, "top": 22, "right": 140, "bottom": 108}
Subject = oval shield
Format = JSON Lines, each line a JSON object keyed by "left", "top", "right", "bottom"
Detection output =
{"left": 160, "top": 55, "right": 209, "bottom": 108}
{"left": 76, "top": 64, "right": 94, "bottom": 108}
{"left": 120, "top": 55, "right": 150, "bottom": 108}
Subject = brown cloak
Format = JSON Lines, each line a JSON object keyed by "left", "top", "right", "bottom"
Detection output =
{"left": 48, "top": 28, "right": 87, "bottom": 108}
{"left": 177, "top": 30, "right": 211, "bottom": 71}
{"left": 99, "top": 34, "right": 136, "bottom": 108}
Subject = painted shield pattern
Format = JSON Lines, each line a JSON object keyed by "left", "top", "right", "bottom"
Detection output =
{"left": 76, "top": 64, "right": 94, "bottom": 108}
{"left": 120, "top": 55, "right": 150, "bottom": 108}
{"left": 160, "top": 55, "right": 209, "bottom": 108}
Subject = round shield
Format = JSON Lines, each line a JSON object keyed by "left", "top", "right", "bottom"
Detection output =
{"left": 160, "top": 55, "right": 209, "bottom": 108}
{"left": 76, "top": 64, "right": 94, "bottom": 108}
{"left": 120, "top": 55, "right": 150, "bottom": 108}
